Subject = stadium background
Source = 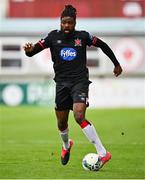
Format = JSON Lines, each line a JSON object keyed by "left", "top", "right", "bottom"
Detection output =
{"left": 0, "top": 0, "right": 145, "bottom": 179}
{"left": 0, "top": 0, "right": 145, "bottom": 108}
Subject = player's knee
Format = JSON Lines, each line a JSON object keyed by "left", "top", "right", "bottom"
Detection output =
{"left": 74, "top": 112, "right": 84, "bottom": 124}
{"left": 57, "top": 121, "right": 68, "bottom": 131}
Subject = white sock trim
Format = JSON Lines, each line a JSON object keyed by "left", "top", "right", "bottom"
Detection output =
{"left": 60, "top": 128, "right": 69, "bottom": 150}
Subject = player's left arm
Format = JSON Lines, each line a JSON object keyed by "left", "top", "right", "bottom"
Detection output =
{"left": 95, "top": 37, "right": 122, "bottom": 77}
{"left": 86, "top": 32, "right": 122, "bottom": 77}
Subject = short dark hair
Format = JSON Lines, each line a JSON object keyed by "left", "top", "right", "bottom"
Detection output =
{"left": 61, "top": 5, "right": 77, "bottom": 21}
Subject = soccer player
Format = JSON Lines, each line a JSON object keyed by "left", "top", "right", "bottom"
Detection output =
{"left": 24, "top": 5, "right": 122, "bottom": 168}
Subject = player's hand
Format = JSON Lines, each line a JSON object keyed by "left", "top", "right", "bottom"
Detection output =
{"left": 23, "top": 43, "right": 34, "bottom": 52}
{"left": 113, "top": 65, "right": 122, "bottom": 77}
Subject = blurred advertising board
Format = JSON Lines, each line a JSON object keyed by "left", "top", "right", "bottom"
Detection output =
{"left": 89, "top": 78, "right": 145, "bottom": 108}
{"left": 0, "top": 78, "right": 144, "bottom": 108}
{"left": 0, "top": 81, "right": 55, "bottom": 106}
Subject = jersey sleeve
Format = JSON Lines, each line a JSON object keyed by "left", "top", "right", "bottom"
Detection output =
{"left": 41, "top": 31, "right": 54, "bottom": 48}
{"left": 25, "top": 31, "right": 53, "bottom": 57}
{"left": 85, "top": 32, "right": 98, "bottom": 47}
{"left": 86, "top": 32, "right": 120, "bottom": 67}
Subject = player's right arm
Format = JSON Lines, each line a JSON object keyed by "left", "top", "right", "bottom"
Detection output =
{"left": 24, "top": 31, "right": 54, "bottom": 57}
{"left": 23, "top": 40, "right": 45, "bottom": 57}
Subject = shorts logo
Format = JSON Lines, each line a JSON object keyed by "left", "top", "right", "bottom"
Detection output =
{"left": 60, "top": 48, "right": 77, "bottom": 61}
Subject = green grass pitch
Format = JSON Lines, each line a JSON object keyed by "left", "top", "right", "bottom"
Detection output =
{"left": 0, "top": 106, "right": 145, "bottom": 179}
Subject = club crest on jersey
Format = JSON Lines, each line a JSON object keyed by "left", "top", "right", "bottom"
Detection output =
{"left": 60, "top": 48, "right": 77, "bottom": 61}
{"left": 74, "top": 38, "right": 82, "bottom": 46}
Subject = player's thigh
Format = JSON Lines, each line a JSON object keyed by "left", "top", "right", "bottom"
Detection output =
{"left": 55, "top": 83, "right": 72, "bottom": 110}
{"left": 72, "top": 81, "right": 90, "bottom": 121}
{"left": 71, "top": 80, "right": 90, "bottom": 105}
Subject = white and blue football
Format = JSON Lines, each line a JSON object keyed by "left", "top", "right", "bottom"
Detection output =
{"left": 82, "top": 153, "right": 101, "bottom": 171}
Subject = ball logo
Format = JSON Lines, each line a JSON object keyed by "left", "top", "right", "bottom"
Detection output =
{"left": 60, "top": 48, "right": 77, "bottom": 61}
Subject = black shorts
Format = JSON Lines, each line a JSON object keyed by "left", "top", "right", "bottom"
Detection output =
{"left": 55, "top": 80, "right": 91, "bottom": 111}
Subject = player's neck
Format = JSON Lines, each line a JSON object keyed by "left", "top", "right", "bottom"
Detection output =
{"left": 61, "top": 30, "right": 75, "bottom": 39}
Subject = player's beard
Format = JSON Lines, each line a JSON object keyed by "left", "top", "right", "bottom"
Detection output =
{"left": 61, "top": 28, "right": 75, "bottom": 36}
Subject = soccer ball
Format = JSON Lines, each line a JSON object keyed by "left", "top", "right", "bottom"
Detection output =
{"left": 82, "top": 153, "right": 101, "bottom": 171}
